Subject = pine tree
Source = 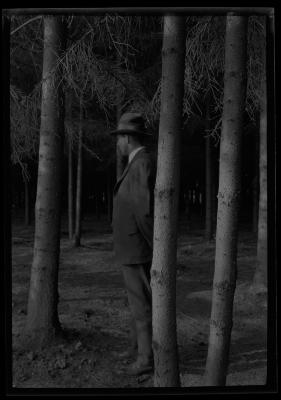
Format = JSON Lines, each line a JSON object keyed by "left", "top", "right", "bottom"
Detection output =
{"left": 25, "top": 16, "right": 66, "bottom": 348}
{"left": 151, "top": 15, "right": 185, "bottom": 387}
{"left": 204, "top": 14, "right": 248, "bottom": 386}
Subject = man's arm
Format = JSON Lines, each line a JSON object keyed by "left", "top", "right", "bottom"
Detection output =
{"left": 130, "top": 156, "right": 155, "bottom": 249}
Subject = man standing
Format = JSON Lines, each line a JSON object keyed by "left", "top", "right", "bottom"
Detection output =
{"left": 111, "top": 112, "right": 155, "bottom": 376}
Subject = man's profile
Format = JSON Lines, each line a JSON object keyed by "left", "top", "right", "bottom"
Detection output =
{"left": 111, "top": 112, "right": 155, "bottom": 376}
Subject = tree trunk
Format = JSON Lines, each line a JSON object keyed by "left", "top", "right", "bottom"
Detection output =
{"left": 3, "top": 16, "right": 11, "bottom": 310}
{"left": 205, "top": 101, "right": 213, "bottom": 241}
{"left": 204, "top": 15, "right": 247, "bottom": 386}
{"left": 74, "top": 98, "right": 83, "bottom": 247}
{"left": 151, "top": 15, "right": 185, "bottom": 387}
{"left": 253, "top": 42, "right": 267, "bottom": 290}
{"left": 68, "top": 99, "right": 73, "bottom": 240}
{"left": 24, "top": 176, "right": 31, "bottom": 226}
{"left": 252, "top": 131, "right": 259, "bottom": 234}
{"left": 95, "top": 191, "right": 100, "bottom": 220}
{"left": 107, "top": 171, "right": 112, "bottom": 222}
{"left": 25, "top": 16, "right": 65, "bottom": 348}
{"left": 68, "top": 130, "right": 74, "bottom": 240}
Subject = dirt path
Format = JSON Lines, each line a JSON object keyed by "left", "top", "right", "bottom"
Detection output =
{"left": 11, "top": 215, "right": 267, "bottom": 388}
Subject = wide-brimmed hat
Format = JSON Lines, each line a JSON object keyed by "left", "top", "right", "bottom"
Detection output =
{"left": 110, "top": 112, "right": 151, "bottom": 137}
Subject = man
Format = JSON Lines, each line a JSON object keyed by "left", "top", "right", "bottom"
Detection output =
{"left": 111, "top": 112, "right": 156, "bottom": 376}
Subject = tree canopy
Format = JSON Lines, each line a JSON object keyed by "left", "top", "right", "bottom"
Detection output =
{"left": 10, "top": 14, "right": 266, "bottom": 178}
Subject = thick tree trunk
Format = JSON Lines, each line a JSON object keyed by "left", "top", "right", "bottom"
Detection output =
{"left": 151, "top": 16, "right": 185, "bottom": 387}
{"left": 253, "top": 52, "right": 267, "bottom": 289}
{"left": 205, "top": 101, "right": 213, "bottom": 240}
{"left": 24, "top": 176, "right": 31, "bottom": 226}
{"left": 204, "top": 15, "right": 247, "bottom": 386}
{"left": 25, "top": 16, "right": 65, "bottom": 348}
{"left": 74, "top": 99, "right": 83, "bottom": 247}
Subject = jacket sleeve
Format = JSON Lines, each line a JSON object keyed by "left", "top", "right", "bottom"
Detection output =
{"left": 130, "top": 156, "right": 156, "bottom": 249}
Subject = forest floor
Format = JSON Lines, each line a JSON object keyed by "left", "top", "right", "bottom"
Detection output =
{"left": 11, "top": 213, "right": 267, "bottom": 390}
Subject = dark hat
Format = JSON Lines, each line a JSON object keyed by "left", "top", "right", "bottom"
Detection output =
{"left": 110, "top": 112, "right": 151, "bottom": 137}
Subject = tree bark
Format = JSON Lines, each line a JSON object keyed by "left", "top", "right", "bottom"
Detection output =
{"left": 24, "top": 176, "right": 31, "bottom": 226}
{"left": 253, "top": 40, "right": 267, "bottom": 290}
{"left": 25, "top": 16, "right": 65, "bottom": 348}
{"left": 205, "top": 100, "right": 213, "bottom": 241}
{"left": 74, "top": 98, "right": 83, "bottom": 247}
{"left": 67, "top": 99, "right": 74, "bottom": 240}
{"left": 204, "top": 15, "right": 248, "bottom": 386}
{"left": 151, "top": 15, "right": 185, "bottom": 387}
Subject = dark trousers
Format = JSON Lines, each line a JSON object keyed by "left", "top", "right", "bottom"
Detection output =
{"left": 122, "top": 262, "right": 152, "bottom": 362}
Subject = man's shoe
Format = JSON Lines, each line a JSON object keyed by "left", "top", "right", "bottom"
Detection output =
{"left": 126, "top": 359, "right": 154, "bottom": 376}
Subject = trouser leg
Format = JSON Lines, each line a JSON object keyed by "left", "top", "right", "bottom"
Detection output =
{"left": 122, "top": 262, "right": 152, "bottom": 362}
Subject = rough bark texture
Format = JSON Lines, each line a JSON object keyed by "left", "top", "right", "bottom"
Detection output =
{"left": 74, "top": 99, "right": 83, "bottom": 247}
{"left": 253, "top": 51, "right": 267, "bottom": 289}
{"left": 205, "top": 101, "right": 213, "bottom": 241}
{"left": 151, "top": 16, "right": 185, "bottom": 387}
{"left": 25, "top": 16, "right": 65, "bottom": 348}
{"left": 204, "top": 15, "right": 247, "bottom": 386}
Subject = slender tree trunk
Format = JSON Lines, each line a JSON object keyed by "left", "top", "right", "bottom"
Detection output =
{"left": 204, "top": 15, "right": 248, "bottom": 386}
{"left": 151, "top": 15, "right": 185, "bottom": 387}
{"left": 74, "top": 98, "right": 83, "bottom": 247}
{"left": 67, "top": 98, "right": 74, "bottom": 240}
{"left": 3, "top": 16, "right": 11, "bottom": 313}
{"left": 252, "top": 130, "right": 259, "bottom": 234}
{"left": 25, "top": 16, "right": 65, "bottom": 348}
{"left": 68, "top": 131, "right": 73, "bottom": 240}
{"left": 24, "top": 176, "right": 31, "bottom": 226}
{"left": 253, "top": 42, "right": 267, "bottom": 290}
{"left": 95, "top": 191, "right": 100, "bottom": 220}
{"left": 205, "top": 100, "right": 213, "bottom": 240}
{"left": 107, "top": 171, "right": 112, "bottom": 222}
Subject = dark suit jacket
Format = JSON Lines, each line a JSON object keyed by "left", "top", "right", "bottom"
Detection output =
{"left": 112, "top": 148, "right": 156, "bottom": 265}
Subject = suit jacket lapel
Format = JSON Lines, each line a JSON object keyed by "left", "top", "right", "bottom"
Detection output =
{"left": 113, "top": 148, "right": 146, "bottom": 195}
